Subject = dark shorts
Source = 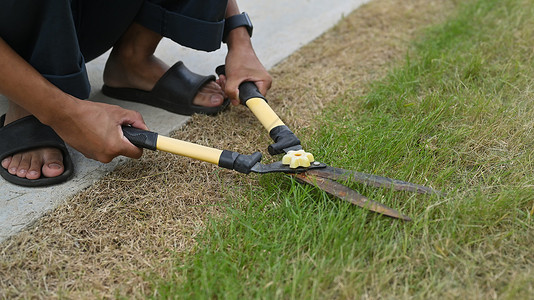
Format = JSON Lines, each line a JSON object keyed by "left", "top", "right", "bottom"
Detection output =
{"left": 0, "top": 0, "right": 228, "bottom": 99}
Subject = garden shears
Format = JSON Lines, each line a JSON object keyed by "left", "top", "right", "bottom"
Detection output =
{"left": 122, "top": 72, "right": 440, "bottom": 221}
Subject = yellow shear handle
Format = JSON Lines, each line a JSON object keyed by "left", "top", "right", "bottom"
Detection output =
{"left": 245, "top": 97, "right": 285, "bottom": 132}
{"left": 156, "top": 136, "right": 223, "bottom": 165}
{"left": 237, "top": 81, "right": 302, "bottom": 155}
{"left": 122, "top": 126, "right": 262, "bottom": 174}
{"left": 238, "top": 81, "right": 285, "bottom": 132}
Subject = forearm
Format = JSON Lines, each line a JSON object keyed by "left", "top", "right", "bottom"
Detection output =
{"left": 225, "top": 0, "right": 241, "bottom": 19}
{"left": 224, "top": 0, "right": 253, "bottom": 52}
{"left": 0, "top": 37, "right": 146, "bottom": 162}
{"left": 218, "top": 1, "right": 272, "bottom": 102}
{"left": 0, "top": 37, "right": 77, "bottom": 126}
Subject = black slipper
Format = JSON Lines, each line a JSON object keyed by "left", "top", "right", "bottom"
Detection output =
{"left": 0, "top": 115, "right": 74, "bottom": 187}
{"left": 102, "top": 61, "right": 229, "bottom": 116}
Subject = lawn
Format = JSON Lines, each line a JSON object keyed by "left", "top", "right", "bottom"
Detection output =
{"left": 153, "top": 0, "right": 534, "bottom": 298}
{"left": 1, "top": 0, "right": 533, "bottom": 298}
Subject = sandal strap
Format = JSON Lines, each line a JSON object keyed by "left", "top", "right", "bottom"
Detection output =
{"left": 0, "top": 115, "right": 74, "bottom": 187}
{"left": 152, "top": 61, "right": 216, "bottom": 106}
{"left": 0, "top": 115, "right": 67, "bottom": 159}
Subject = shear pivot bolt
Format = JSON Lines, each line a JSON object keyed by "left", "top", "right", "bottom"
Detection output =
{"left": 282, "top": 150, "right": 315, "bottom": 168}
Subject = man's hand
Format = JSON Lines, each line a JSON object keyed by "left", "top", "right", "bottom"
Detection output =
{"left": 216, "top": 13, "right": 272, "bottom": 106}
{"left": 219, "top": 45, "right": 272, "bottom": 105}
{"left": 49, "top": 98, "right": 148, "bottom": 163}
{"left": 0, "top": 36, "right": 147, "bottom": 164}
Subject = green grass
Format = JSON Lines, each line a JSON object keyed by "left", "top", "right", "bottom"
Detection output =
{"left": 150, "top": 0, "right": 534, "bottom": 298}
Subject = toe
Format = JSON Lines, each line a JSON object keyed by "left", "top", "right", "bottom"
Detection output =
{"left": 27, "top": 154, "right": 43, "bottom": 180}
{"left": 41, "top": 148, "right": 64, "bottom": 178}
{"left": 193, "top": 81, "right": 226, "bottom": 107}
{"left": 209, "top": 94, "right": 225, "bottom": 106}
{"left": 204, "top": 81, "right": 224, "bottom": 92}
{"left": 16, "top": 153, "right": 31, "bottom": 178}
{"left": 3, "top": 148, "right": 64, "bottom": 179}
{"left": 7, "top": 153, "right": 22, "bottom": 175}
{"left": 1, "top": 157, "right": 11, "bottom": 169}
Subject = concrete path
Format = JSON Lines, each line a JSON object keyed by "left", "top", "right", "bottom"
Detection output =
{"left": 0, "top": 0, "right": 370, "bottom": 243}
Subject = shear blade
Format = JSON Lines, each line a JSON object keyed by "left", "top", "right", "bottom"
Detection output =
{"left": 295, "top": 173, "right": 412, "bottom": 221}
{"left": 306, "top": 166, "right": 441, "bottom": 195}
{"left": 250, "top": 161, "right": 327, "bottom": 174}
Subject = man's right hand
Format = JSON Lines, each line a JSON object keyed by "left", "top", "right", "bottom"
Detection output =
{"left": 48, "top": 97, "right": 148, "bottom": 163}
{"left": 1, "top": 36, "right": 147, "bottom": 167}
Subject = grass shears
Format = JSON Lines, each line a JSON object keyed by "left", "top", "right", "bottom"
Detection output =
{"left": 122, "top": 69, "right": 440, "bottom": 221}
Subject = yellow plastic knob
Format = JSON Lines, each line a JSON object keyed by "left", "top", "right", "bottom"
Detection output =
{"left": 282, "top": 150, "right": 315, "bottom": 168}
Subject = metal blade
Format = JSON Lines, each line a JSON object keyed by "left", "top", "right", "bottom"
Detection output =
{"left": 295, "top": 172, "right": 412, "bottom": 221}
{"left": 306, "top": 166, "right": 441, "bottom": 195}
{"left": 250, "top": 161, "right": 327, "bottom": 174}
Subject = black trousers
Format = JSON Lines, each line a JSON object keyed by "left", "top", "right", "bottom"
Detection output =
{"left": 0, "top": 0, "right": 228, "bottom": 99}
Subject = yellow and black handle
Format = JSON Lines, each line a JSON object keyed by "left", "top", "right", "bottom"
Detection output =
{"left": 122, "top": 126, "right": 262, "bottom": 174}
{"left": 123, "top": 67, "right": 302, "bottom": 172}
{"left": 216, "top": 65, "right": 302, "bottom": 155}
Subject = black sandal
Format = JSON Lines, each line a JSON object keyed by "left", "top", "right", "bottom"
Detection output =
{"left": 102, "top": 61, "right": 229, "bottom": 116}
{"left": 0, "top": 115, "right": 74, "bottom": 187}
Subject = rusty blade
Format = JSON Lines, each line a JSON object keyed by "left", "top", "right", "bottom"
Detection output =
{"left": 295, "top": 172, "right": 412, "bottom": 221}
{"left": 306, "top": 166, "right": 441, "bottom": 195}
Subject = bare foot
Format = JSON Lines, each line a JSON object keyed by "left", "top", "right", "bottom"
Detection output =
{"left": 1, "top": 148, "right": 64, "bottom": 179}
{"left": 1, "top": 104, "right": 64, "bottom": 180}
{"left": 104, "top": 41, "right": 225, "bottom": 108}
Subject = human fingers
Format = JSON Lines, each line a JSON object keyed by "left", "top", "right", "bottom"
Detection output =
{"left": 217, "top": 74, "right": 226, "bottom": 90}
{"left": 85, "top": 105, "right": 146, "bottom": 162}
{"left": 91, "top": 128, "right": 143, "bottom": 163}
{"left": 118, "top": 127, "right": 144, "bottom": 159}
{"left": 115, "top": 109, "right": 146, "bottom": 159}
{"left": 119, "top": 109, "right": 148, "bottom": 131}
{"left": 224, "top": 76, "right": 241, "bottom": 106}
{"left": 253, "top": 79, "right": 272, "bottom": 97}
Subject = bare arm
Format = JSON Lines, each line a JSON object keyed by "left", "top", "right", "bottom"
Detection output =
{"left": 0, "top": 37, "right": 74, "bottom": 124}
{"left": 0, "top": 37, "right": 147, "bottom": 162}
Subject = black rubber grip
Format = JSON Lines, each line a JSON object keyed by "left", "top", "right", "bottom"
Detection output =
{"left": 238, "top": 81, "right": 265, "bottom": 105}
{"left": 218, "top": 150, "right": 239, "bottom": 170}
{"left": 215, "top": 64, "right": 266, "bottom": 105}
{"left": 218, "top": 150, "right": 262, "bottom": 174}
{"left": 122, "top": 126, "right": 158, "bottom": 150}
{"left": 215, "top": 65, "right": 226, "bottom": 77}
{"left": 268, "top": 125, "right": 301, "bottom": 155}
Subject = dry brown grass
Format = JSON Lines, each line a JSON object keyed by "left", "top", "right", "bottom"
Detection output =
{"left": 0, "top": 0, "right": 457, "bottom": 298}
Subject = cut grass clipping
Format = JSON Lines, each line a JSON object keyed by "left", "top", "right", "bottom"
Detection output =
{"left": 153, "top": 0, "right": 534, "bottom": 298}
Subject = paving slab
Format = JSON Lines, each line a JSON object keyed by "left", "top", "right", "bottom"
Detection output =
{"left": 0, "top": 0, "right": 370, "bottom": 243}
